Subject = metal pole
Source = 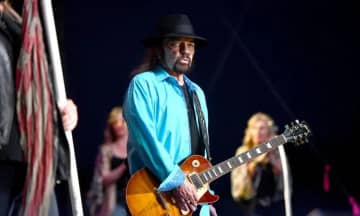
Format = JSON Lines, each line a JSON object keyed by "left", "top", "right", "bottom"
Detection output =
{"left": 278, "top": 145, "right": 292, "bottom": 216}
{"left": 39, "top": 1, "right": 84, "bottom": 215}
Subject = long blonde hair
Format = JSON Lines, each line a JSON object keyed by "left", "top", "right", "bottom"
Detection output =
{"left": 103, "top": 107, "right": 123, "bottom": 142}
{"left": 242, "top": 112, "right": 276, "bottom": 148}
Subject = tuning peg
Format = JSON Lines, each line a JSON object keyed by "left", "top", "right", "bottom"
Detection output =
{"left": 295, "top": 119, "right": 300, "bottom": 124}
{"left": 305, "top": 138, "right": 309, "bottom": 143}
{"left": 285, "top": 124, "right": 289, "bottom": 129}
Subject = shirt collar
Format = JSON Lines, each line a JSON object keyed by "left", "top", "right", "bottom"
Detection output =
{"left": 154, "top": 66, "right": 196, "bottom": 91}
{"left": 154, "top": 66, "right": 170, "bottom": 81}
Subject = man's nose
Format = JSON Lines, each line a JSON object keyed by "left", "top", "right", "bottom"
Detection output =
{"left": 179, "top": 43, "right": 191, "bottom": 54}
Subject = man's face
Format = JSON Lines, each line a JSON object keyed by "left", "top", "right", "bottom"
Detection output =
{"left": 162, "top": 37, "right": 195, "bottom": 74}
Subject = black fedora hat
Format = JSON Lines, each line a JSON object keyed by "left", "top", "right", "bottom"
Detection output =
{"left": 144, "top": 14, "right": 207, "bottom": 48}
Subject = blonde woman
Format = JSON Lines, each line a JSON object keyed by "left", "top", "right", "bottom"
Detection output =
{"left": 88, "top": 107, "right": 130, "bottom": 216}
{"left": 231, "top": 112, "right": 286, "bottom": 216}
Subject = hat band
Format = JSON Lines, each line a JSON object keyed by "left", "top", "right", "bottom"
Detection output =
{"left": 161, "top": 24, "right": 195, "bottom": 36}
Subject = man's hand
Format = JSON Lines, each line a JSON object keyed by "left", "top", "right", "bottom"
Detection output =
{"left": 171, "top": 179, "right": 198, "bottom": 213}
{"left": 60, "top": 99, "right": 78, "bottom": 131}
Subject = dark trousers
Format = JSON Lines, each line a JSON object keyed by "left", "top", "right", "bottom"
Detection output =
{"left": 0, "top": 162, "right": 60, "bottom": 216}
{"left": 0, "top": 162, "right": 26, "bottom": 216}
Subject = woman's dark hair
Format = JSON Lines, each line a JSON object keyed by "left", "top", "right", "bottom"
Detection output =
{"left": 130, "top": 47, "right": 162, "bottom": 77}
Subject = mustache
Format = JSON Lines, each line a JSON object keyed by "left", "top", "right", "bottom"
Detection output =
{"left": 176, "top": 55, "right": 192, "bottom": 64}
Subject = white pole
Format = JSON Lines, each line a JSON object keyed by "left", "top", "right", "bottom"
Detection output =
{"left": 39, "top": 1, "right": 84, "bottom": 215}
{"left": 278, "top": 145, "right": 292, "bottom": 216}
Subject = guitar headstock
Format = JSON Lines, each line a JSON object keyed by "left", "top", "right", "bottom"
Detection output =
{"left": 283, "top": 120, "right": 311, "bottom": 145}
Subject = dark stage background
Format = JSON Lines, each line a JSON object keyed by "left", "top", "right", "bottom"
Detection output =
{"left": 50, "top": 0, "right": 359, "bottom": 215}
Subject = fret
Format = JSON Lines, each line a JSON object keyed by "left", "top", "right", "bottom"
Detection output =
{"left": 223, "top": 162, "right": 231, "bottom": 172}
{"left": 246, "top": 152, "right": 252, "bottom": 159}
{"left": 203, "top": 173, "right": 208, "bottom": 182}
{"left": 228, "top": 159, "right": 235, "bottom": 168}
{"left": 226, "top": 161, "right": 232, "bottom": 169}
{"left": 211, "top": 169, "right": 218, "bottom": 177}
{"left": 217, "top": 166, "right": 223, "bottom": 173}
{"left": 207, "top": 171, "right": 213, "bottom": 179}
{"left": 221, "top": 162, "right": 230, "bottom": 174}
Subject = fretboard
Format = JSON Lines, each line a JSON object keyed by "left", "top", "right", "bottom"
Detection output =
{"left": 198, "top": 135, "right": 287, "bottom": 184}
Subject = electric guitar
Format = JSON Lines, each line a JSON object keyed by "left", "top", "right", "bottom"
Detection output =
{"left": 126, "top": 120, "right": 311, "bottom": 216}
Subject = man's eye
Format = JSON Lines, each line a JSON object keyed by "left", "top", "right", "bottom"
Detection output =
{"left": 168, "top": 41, "right": 180, "bottom": 47}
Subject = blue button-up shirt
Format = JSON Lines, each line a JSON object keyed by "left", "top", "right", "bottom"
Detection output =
{"left": 123, "top": 66, "right": 211, "bottom": 215}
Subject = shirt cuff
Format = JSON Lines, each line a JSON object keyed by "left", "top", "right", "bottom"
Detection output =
{"left": 199, "top": 204, "right": 210, "bottom": 216}
{"left": 157, "top": 166, "right": 185, "bottom": 191}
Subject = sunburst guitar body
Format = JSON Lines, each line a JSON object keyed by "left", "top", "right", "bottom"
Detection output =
{"left": 126, "top": 155, "right": 219, "bottom": 216}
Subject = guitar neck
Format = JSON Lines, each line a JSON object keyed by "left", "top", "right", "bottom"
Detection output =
{"left": 198, "top": 135, "right": 287, "bottom": 184}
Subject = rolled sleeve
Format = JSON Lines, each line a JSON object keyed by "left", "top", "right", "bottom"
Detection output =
{"left": 158, "top": 165, "right": 185, "bottom": 191}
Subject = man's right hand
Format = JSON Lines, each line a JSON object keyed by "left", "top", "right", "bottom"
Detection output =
{"left": 171, "top": 179, "right": 198, "bottom": 213}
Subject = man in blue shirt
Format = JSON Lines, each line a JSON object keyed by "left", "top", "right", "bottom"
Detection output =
{"left": 123, "top": 14, "right": 217, "bottom": 216}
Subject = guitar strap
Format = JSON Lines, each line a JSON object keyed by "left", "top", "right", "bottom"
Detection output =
{"left": 192, "top": 91, "right": 212, "bottom": 162}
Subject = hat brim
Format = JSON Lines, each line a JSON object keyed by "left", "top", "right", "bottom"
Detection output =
{"left": 144, "top": 33, "right": 208, "bottom": 48}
